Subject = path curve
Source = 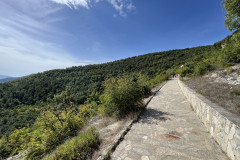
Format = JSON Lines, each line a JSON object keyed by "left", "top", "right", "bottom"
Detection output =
{"left": 111, "top": 79, "right": 228, "bottom": 160}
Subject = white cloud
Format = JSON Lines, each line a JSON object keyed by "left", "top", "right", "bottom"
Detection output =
{"left": 0, "top": 22, "right": 91, "bottom": 76}
{"left": 0, "top": 0, "right": 136, "bottom": 76}
{"left": 50, "top": 0, "right": 91, "bottom": 9}
{"left": 0, "top": 1, "right": 91, "bottom": 77}
{"left": 107, "top": 0, "right": 125, "bottom": 17}
{"left": 49, "top": 0, "right": 136, "bottom": 17}
{"left": 1, "top": 0, "right": 62, "bottom": 19}
{"left": 126, "top": 2, "right": 136, "bottom": 11}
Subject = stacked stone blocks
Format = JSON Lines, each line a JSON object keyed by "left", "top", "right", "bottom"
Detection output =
{"left": 178, "top": 80, "right": 240, "bottom": 160}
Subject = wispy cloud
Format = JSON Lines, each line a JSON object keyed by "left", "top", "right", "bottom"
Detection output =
{"left": 0, "top": 22, "right": 91, "bottom": 76}
{"left": 107, "top": 0, "right": 136, "bottom": 17}
{"left": 0, "top": 0, "right": 135, "bottom": 76}
{"left": 50, "top": 0, "right": 91, "bottom": 9}
{"left": 0, "top": 0, "right": 91, "bottom": 76}
{"left": 49, "top": 0, "right": 136, "bottom": 17}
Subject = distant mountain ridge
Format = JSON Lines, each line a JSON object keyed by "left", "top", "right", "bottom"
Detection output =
{"left": 0, "top": 75, "right": 11, "bottom": 79}
{"left": 0, "top": 77, "right": 20, "bottom": 83}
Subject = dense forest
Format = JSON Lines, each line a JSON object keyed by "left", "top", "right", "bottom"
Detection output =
{"left": 0, "top": 45, "right": 212, "bottom": 138}
{"left": 0, "top": 0, "right": 239, "bottom": 159}
{"left": 0, "top": 46, "right": 212, "bottom": 109}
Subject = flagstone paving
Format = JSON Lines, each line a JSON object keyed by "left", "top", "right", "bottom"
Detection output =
{"left": 111, "top": 79, "right": 228, "bottom": 160}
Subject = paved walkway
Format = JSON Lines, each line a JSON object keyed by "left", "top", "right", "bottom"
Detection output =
{"left": 111, "top": 79, "right": 228, "bottom": 160}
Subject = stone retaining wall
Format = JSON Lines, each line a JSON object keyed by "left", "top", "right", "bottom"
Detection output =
{"left": 178, "top": 79, "right": 240, "bottom": 160}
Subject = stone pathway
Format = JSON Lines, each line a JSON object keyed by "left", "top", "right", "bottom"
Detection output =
{"left": 111, "top": 79, "right": 228, "bottom": 160}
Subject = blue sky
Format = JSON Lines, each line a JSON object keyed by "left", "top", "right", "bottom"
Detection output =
{"left": 0, "top": 0, "right": 231, "bottom": 77}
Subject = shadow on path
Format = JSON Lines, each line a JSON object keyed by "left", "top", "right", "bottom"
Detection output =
{"left": 139, "top": 108, "right": 172, "bottom": 125}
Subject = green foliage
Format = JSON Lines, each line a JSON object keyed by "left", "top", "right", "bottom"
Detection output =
{"left": 26, "top": 104, "right": 95, "bottom": 159}
{"left": 177, "top": 30, "right": 240, "bottom": 77}
{"left": 8, "top": 127, "right": 30, "bottom": 156}
{"left": 4, "top": 104, "right": 94, "bottom": 159}
{"left": 136, "top": 74, "right": 152, "bottom": 95}
{"left": 179, "top": 66, "right": 192, "bottom": 77}
{"left": 221, "top": 31, "right": 240, "bottom": 64}
{"left": 194, "top": 61, "right": 213, "bottom": 76}
{"left": 212, "top": 31, "right": 240, "bottom": 66}
{"left": 149, "top": 73, "right": 169, "bottom": 86}
{"left": 0, "top": 87, "right": 97, "bottom": 159}
{"left": 98, "top": 75, "right": 144, "bottom": 117}
{"left": 85, "top": 91, "right": 100, "bottom": 104}
{"left": 231, "top": 90, "right": 240, "bottom": 96}
{"left": 0, "top": 136, "right": 12, "bottom": 158}
{"left": 54, "top": 86, "right": 77, "bottom": 110}
{"left": 98, "top": 73, "right": 168, "bottom": 118}
{"left": 0, "top": 105, "right": 41, "bottom": 138}
{"left": 166, "top": 68, "right": 177, "bottom": 77}
{"left": 43, "top": 127, "right": 99, "bottom": 160}
{"left": 222, "top": 0, "right": 240, "bottom": 31}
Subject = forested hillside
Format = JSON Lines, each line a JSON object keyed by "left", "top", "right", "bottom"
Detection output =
{"left": 0, "top": 44, "right": 218, "bottom": 159}
{"left": 0, "top": 28, "right": 239, "bottom": 159}
{"left": 0, "top": 46, "right": 212, "bottom": 109}
{"left": 0, "top": 46, "right": 212, "bottom": 137}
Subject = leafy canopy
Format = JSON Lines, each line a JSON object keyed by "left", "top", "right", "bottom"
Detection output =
{"left": 222, "top": 0, "right": 240, "bottom": 31}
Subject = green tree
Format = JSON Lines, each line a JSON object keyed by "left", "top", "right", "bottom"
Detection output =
{"left": 222, "top": 0, "right": 240, "bottom": 31}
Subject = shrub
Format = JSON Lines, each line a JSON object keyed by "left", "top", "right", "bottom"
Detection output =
{"left": 137, "top": 74, "right": 151, "bottom": 95}
{"left": 219, "top": 32, "right": 240, "bottom": 65}
{"left": 180, "top": 66, "right": 192, "bottom": 77}
{"left": 0, "top": 136, "right": 12, "bottom": 158}
{"left": 194, "top": 61, "right": 212, "bottom": 76}
{"left": 150, "top": 73, "right": 169, "bottom": 87}
{"left": 226, "top": 67, "right": 233, "bottom": 72}
{"left": 99, "top": 75, "right": 144, "bottom": 117}
{"left": 8, "top": 127, "right": 30, "bottom": 156}
{"left": 3, "top": 103, "right": 95, "bottom": 160}
{"left": 25, "top": 104, "right": 94, "bottom": 159}
{"left": 166, "top": 68, "right": 177, "bottom": 78}
{"left": 43, "top": 127, "right": 99, "bottom": 160}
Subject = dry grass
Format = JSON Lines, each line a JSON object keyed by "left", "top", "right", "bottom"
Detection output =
{"left": 184, "top": 75, "right": 240, "bottom": 116}
{"left": 88, "top": 117, "right": 127, "bottom": 160}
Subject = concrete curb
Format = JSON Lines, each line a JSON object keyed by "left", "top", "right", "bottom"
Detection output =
{"left": 96, "top": 82, "right": 166, "bottom": 160}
